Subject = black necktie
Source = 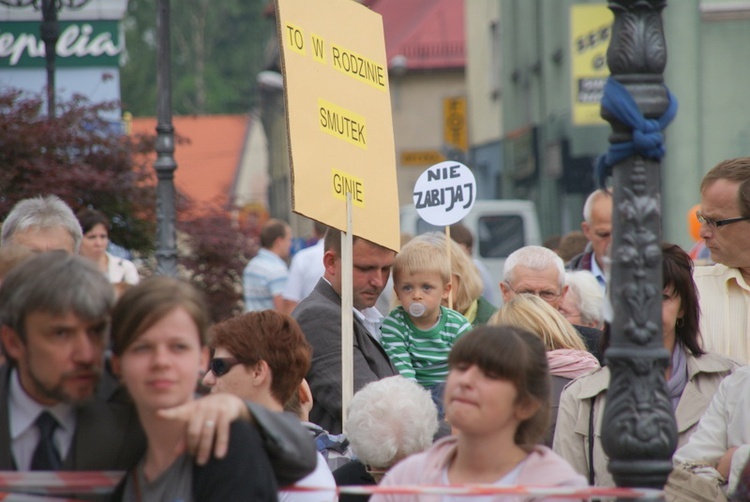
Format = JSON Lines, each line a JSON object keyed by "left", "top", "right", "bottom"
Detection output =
{"left": 30, "top": 411, "right": 62, "bottom": 470}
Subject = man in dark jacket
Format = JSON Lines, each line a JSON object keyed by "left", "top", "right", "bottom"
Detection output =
{"left": 0, "top": 251, "right": 315, "bottom": 485}
{"left": 292, "top": 229, "right": 397, "bottom": 434}
{"left": 567, "top": 188, "right": 612, "bottom": 290}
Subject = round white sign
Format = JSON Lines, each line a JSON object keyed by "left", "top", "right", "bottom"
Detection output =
{"left": 413, "top": 161, "right": 477, "bottom": 226}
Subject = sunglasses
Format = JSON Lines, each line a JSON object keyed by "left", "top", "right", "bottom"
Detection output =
{"left": 208, "top": 357, "right": 241, "bottom": 377}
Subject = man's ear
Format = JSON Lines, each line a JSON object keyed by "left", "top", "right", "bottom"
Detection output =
{"left": 558, "top": 285, "right": 569, "bottom": 306}
{"left": 499, "top": 282, "right": 512, "bottom": 303}
{"left": 581, "top": 221, "right": 591, "bottom": 240}
{"left": 323, "top": 250, "right": 338, "bottom": 276}
{"left": 0, "top": 325, "right": 25, "bottom": 361}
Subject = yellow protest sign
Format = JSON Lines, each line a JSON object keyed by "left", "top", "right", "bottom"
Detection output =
{"left": 277, "top": 0, "right": 400, "bottom": 251}
{"left": 570, "top": 4, "right": 614, "bottom": 126}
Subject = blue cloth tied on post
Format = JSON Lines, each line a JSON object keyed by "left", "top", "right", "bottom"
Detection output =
{"left": 595, "top": 76, "right": 678, "bottom": 188}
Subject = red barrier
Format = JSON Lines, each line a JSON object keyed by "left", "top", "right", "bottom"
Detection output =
{"left": 0, "top": 472, "right": 664, "bottom": 500}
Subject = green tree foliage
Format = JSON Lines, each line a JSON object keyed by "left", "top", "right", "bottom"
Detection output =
{"left": 0, "top": 89, "right": 156, "bottom": 252}
{"left": 121, "top": 0, "right": 274, "bottom": 116}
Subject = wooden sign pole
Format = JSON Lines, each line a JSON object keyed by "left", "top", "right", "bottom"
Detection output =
{"left": 445, "top": 226, "right": 453, "bottom": 309}
{"left": 341, "top": 193, "right": 354, "bottom": 426}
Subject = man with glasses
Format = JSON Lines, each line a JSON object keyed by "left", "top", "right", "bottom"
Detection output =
{"left": 501, "top": 245, "right": 602, "bottom": 361}
{"left": 694, "top": 158, "right": 750, "bottom": 363}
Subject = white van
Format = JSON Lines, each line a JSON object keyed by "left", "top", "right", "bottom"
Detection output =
{"left": 400, "top": 200, "right": 542, "bottom": 302}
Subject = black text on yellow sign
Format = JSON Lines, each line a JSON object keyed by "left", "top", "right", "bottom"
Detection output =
{"left": 285, "top": 23, "right": 306, "bottom": 56}
{"left": 401, "top": 150, "right": 445, "bottom": 166}
{"left": 318, "top": 98, "right": 367, "bottom": 149}
{"left": 332, "top": 169, "right": 365, "bottom": 208}
{"left": 283, "top": 23, "right": 386, "bottom": 91}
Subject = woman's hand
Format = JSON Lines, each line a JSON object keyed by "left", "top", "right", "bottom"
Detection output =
{"left": 157, "top": 393, "right": 252, "bottom": 465}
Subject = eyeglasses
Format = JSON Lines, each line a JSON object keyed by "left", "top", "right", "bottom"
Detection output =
{"left": 696, "top": 211, "right": 750, "bottom": 229}
{"left": 208, "top": 357, "right": 241, "bottom": 377}
{"left": 504, "top": 282, "right": 561, "bottom": 302}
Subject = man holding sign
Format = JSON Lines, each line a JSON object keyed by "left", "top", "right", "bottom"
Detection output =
{"left": 292, "top": 229, "right": 396, "bottom": 434}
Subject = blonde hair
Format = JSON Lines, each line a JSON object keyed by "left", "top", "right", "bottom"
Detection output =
{"left": 392, "top": 238, "right": 451, "bottom": 285}
{"left": 489, "top": 294, "right": 586, "bottom": 351}
{"left": 412, "top": 233, "right": 483, "bottom": 314}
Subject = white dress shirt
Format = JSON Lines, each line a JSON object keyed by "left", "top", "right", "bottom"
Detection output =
{"left": 9, "top": 369, "right": 76, "bottom": 470}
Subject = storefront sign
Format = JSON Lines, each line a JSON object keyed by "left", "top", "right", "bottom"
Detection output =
{"left": 0, "top": 21, "right": 121, "bottom": 68}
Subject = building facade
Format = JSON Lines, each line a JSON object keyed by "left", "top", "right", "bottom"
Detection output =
{"left": 466, "top": 0, "right": 750, "bottom": 247}
{"left": 0, "top": 0, "right": 127, "bottom": 118}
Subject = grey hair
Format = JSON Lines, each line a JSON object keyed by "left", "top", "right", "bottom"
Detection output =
{"left": 344, "top": 376, "right": 438, "bottom": 469}
{"left": 0, "top": 251, "right": 114, "bottom": 344}
{"left": 564, "top": 271, "right": 605, "bottom": 327}
{"left": 582, "top": 189, "right": 612, "bottom": 224}
{"left": 1, "top": 195, "right": 83, "bottom": 252}
{"left": 503, "top": 245, "right": 565, "bottom": 289}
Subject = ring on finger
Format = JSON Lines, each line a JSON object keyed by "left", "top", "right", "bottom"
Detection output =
{"left": 205, "top": 420, "right": 215, "bottom": 428}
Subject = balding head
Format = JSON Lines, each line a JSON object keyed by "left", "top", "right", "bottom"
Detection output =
{"left": 581, "top": 189, "right": 613, "bottom": 268}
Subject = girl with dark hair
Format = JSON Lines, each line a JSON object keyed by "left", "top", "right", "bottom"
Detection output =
{"left": 553, "top": 243, "right": 739, "bottom": 487}
{"left": 372, "top": 326, "right": 586, "bottom": 501}
{"left": 76, "top": 208, "right": 140, "bottom": 285}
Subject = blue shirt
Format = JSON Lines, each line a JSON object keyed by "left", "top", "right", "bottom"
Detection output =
{"left": 243, "top": 248, "right": 289, "bottom": 311}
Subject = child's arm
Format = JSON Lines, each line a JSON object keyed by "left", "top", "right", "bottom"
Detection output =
{"left": 380, "top": 313, "right": 417, "bottom": 380}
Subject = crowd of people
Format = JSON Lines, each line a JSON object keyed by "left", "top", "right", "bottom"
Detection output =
{"left": 1, "top": 156, "right": 750, "bottom": 500}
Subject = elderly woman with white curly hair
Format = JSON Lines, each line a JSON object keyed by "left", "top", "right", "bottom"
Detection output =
{"left": 333, "top": 376, "right": 439, "bottom": 501}
{"left": 559, "top": 270, "right": 605, "bottom": 330}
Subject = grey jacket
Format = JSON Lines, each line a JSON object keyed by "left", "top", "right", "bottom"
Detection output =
{"left": 0, "top": 364, "right": 316, "bottom": 486}
{"left": 292, "top": 278, "right": 397, "bottom": 434}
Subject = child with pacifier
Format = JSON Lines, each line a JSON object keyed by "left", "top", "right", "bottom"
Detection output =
{"left": 380, "top": 238, "right": 472, "bottom": 418}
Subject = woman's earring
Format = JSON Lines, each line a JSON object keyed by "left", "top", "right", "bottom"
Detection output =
{"left": 676, "top": 317, "right": 685, "bottom": 328}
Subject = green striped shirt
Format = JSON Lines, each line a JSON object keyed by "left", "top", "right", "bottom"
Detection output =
{"left": 380, "top": 306, "right": 472, "bottom": 386}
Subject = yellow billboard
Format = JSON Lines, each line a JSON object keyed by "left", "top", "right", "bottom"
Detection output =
{"left": 443, "top": 97, "right": 468, "bottom": 152}
{"left": 570, "top": 4, "right": 614, "bottom": 126}
{"left": 277, "top": 0, "right": 400, "bottom": 251}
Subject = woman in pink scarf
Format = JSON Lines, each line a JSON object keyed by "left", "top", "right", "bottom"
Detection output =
{"left": 489, "top": 294, "right": 600, "bottom": 445}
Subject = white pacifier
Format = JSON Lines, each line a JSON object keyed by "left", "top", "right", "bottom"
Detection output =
{"left": 409, "top": 302, "right": 426, "bottom": 317}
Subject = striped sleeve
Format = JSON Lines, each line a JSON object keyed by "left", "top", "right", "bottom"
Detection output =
{"left": 380, "top": 309, "right": 417, "bottom": 380}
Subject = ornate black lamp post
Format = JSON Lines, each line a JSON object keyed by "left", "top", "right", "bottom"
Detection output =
{"left": 153, "top": 0, "right": 178, "bottom": 277}
{"left": 0, "top": 0, "right": 90, "bottom": 117}
{"left": 600, "top": 0, "right": 677, "bottom": 494}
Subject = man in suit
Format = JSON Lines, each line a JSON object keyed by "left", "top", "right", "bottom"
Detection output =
{"left": 0, "top": 251, "right": 315, "bottom": 484}
{"left": 292, "top": 229, "right": 397, "bottom": 434}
